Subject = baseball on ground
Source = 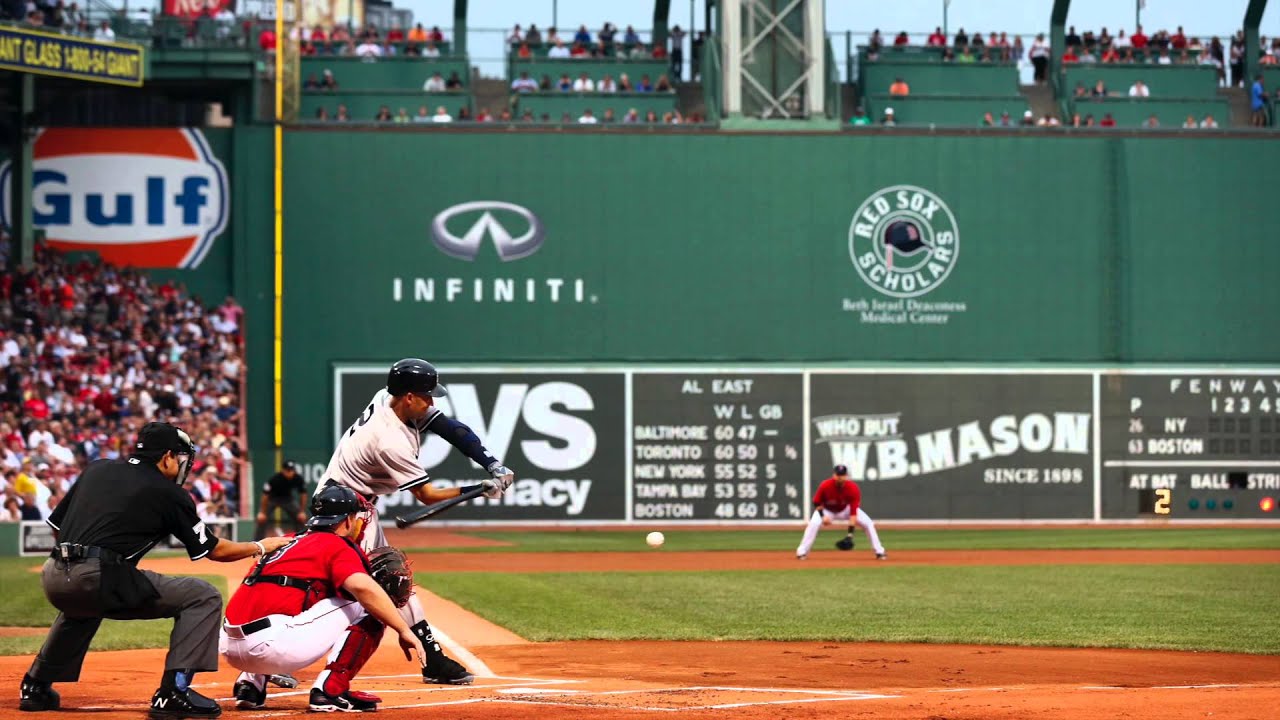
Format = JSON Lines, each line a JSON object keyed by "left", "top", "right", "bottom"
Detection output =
{"left": 646, "top": 531, "right": 665, "bottom": 548}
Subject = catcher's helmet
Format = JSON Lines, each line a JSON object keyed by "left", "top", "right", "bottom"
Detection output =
{"left": 387, "top": 358, "right": 447, "bottom": 398}
{"left": 307, "top": 483, "right": 360, "bottom": 529}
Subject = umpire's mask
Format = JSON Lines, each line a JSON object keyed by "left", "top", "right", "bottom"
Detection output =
{"left": 134, "top": 422, "right": 198, "bottom": 485}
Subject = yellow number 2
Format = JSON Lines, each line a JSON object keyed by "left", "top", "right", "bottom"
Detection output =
{"left": 1155, "top": 488, "right": 1172, "bottom": 515}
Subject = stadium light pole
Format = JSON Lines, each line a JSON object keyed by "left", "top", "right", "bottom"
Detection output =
{"left": 943, "top": 0, "right": 949, "bottom": 39}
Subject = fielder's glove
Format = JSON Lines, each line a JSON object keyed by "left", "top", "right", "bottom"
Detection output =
{"left": 481, "top": 478, "right": 504, "bottom": 500}
{"left": 835, "top": 536, "right": 855, "bottom": 551}
{"left": 486, "top": 462, "right": 515, "bottom": 490}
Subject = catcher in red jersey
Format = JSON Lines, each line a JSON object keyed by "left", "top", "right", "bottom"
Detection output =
{"left": 315, "top": 357, "right": 514, "bottom": 686}
{"left": 796, "top": 464, "right": 886, "bottom": 560}
{"left": 220, "top": 484, "right": 424, "bottom": 712}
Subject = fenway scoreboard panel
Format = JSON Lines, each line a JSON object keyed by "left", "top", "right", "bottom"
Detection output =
{"left": 1100, "top": 372, "right": 1280, "bottom": 518}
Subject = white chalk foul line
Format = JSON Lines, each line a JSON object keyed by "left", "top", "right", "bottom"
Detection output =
{"left": 431, "top": 624, "right": 495, "bottom": 679}
{"left": 216, "top": 676, "right": 578, "bottom": 702}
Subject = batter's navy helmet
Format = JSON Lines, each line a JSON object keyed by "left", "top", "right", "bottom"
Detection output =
{"left": 387, "top": 358, "right": 448, "bottom": 398}
{"left": 307, "top": 484, "right": 360, "bottom": 529}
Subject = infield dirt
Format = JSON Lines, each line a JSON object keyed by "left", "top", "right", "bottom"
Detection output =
{"left": 1, "top": 538, "right": 1275, "bottom": 719}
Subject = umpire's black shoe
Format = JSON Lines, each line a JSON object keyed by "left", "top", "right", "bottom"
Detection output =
{"left": 148, "top": 687, "right": 222, "bottom": 718}
{"left": 307, "top": 688, "right": 377, "bottom": 712}
{"left": 19, "top": 675, "right": 59, "bottom": 712}
{"left": 233, "top": 680, "right": 266, "bottom": 710}
{"left": 422, "top": 655, "right": 475, "bottom": 685}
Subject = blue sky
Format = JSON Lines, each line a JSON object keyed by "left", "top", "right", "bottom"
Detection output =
{"left": 394, "top": 1, "right": 1280, "bottom": 79}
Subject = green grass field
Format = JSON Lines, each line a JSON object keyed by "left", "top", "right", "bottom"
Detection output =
{"left": 404, "top": 527, "right": 1280, "bottom": 553}
{"left": 427, "top": 564, "right": 1280, "bottom": 653}
{"left": 0, "top": 529, "right": 1275, "bottom": 657}
{"left": 0, "top": 558, "right": 228, "bottom": 656}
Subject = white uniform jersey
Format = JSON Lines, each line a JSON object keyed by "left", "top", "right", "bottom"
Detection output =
{"left": 322, "top": 389, "right": 440, "bottom": 497}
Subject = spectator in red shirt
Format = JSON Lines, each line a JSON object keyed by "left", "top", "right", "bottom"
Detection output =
{"left": 258, "top": 28, "right": 276, "bottom": 52}
{"left": 387, "top": 24, "right": 404, "bottom": 43}
{"left": 1100, "top": 112, "right": 1117, "bottom": 127}
{"left": 893, "top": 31, "right": 909, "bottom": 46}
{"left": 1131, "top": 25, "right": 1148, "bottom": 49}
{"left": 1062, "top": 46, "right": 1079, "bottom": 63}
{"left": 927, "top": 27, "right": 945, "bottom": 47}
{"left": 1171, "top": 26, "right": 1187, "bottom": 50}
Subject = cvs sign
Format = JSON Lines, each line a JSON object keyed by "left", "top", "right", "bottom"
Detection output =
{"left": 0, "top": 128, "right": 229, "bottom": 269}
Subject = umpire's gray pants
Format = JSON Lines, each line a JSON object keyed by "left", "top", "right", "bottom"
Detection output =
{"left": 28, "top": 558, "right": 222, "bottom": 683}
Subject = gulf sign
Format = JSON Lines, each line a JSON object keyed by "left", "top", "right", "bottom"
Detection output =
{"left": 0, "top": 128, "right": 229, "bottom": 269}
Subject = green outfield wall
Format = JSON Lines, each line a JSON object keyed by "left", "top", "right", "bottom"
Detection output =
{"left": 15, "top": 126, "right": 1276, "bottom": 518}
{"left": 280, "top": 131, "right": 1279, "bottom": 461}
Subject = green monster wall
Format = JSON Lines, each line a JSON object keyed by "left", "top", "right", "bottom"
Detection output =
{"left": 278, "top": 130, "right": 1279, "bottom": 460}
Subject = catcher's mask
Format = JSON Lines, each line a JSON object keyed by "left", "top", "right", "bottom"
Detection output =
{"left": 309, "top": 483, "right": 376, "bottom": 542}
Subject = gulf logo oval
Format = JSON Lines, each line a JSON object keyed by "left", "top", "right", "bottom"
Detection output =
{"left": 0, "top": 128, "right": 229, "bottom": 268}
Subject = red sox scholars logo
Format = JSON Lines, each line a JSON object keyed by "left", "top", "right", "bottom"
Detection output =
{"left": 0, "top": 128, "right": 229, "bottom": 269}
{"left": 848, "top": 185, "right": 959, "bottom": 299}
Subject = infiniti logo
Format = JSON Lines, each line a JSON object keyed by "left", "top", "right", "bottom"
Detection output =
{"left": 430, "top": 201, "right": 545, "bottom": 262}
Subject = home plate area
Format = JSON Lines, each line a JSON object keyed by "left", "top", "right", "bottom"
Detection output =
{"left": 220, "top": 675, "right": 896, "bottom": 714}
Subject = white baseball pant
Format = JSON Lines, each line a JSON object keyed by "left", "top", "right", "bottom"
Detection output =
{"left": 796, "top": 506, "right": 885, "bottom": 557}
{"left": 219, "top": 597, "right": 366, "bottom": 689}
{"left": 360, "top": 502, "right": 430, "bottom": 635}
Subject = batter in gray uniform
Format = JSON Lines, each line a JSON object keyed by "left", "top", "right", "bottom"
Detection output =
{"left": 19, "top": 422, "right": 289, "bottom": 717}
{"left": 317, "top": 358, "right": 512, "bottom": 686}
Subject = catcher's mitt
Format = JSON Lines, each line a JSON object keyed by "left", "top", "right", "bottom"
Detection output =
{"left": 367, "top": 546, "right": 414, "bottom": 607}
{"left": 835, "top": 536, "right": 855, "bottom": 551}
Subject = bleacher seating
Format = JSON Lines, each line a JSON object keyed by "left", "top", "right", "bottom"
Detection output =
{"left": 862, "top": 62, "right": 1019, "bottom": 96}
{"left": 300, "top": 56, "right": 469, "bottom": 91}
{"left": 300, "top": 54, "right": 473, "bottom": 122}
{"left": 856, "top": 55, "right": 1022, "bottom": 127}
{"left": 506, "top": 46, "right": 677, "bottom": 123}
{"left": 864, "top": 95, "right": 1030, "bottom": 126}
{"left": 302, "top": 92, "right": 469, "bottom": 120}
{"left": 1058, "top": 65, "right": 1227, "bottom": 126}
{"left": 1065, "top": 97, "right": 1231, "bottom": 127}
{"left": 512, "top": 93, "right": 677, "bottom": 120}
{"left": 1060, "top": 65, "right": 1219, "bottom": 99}
{"left": 508, "top": 58, "right": 671, "bottom": 88}
{"left": 857, "top": 45, "right": 948, "bottom": 63}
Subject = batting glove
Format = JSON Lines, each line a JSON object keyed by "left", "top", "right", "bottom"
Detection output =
{"left": 481, "top": 478, "right": 504, "bottom": 500}
{"left": 487, "top": 463, "right": 515, "bottom": 489}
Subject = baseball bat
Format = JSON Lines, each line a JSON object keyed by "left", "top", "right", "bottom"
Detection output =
{"left": 394, "top": 484, "right": 488, "bottom": 529}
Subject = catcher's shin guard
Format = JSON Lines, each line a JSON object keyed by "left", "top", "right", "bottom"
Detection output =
{"left": 313, "top": 616, "right": 384, "bottom": 698}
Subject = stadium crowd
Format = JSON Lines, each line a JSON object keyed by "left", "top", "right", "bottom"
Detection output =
{"left": 867, "top": 24, "right": 1280, "bottom": 90}
{"left": 0, "top": 238, "right": 246, "bottom": 524}
{"left": 311, "top": 103, "right": 703, "bottom": 124}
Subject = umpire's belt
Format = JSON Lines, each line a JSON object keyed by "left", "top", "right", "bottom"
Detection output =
{"left": 52, "top": 543, "right": 124, "bottom": 564}
{"left": 223, "top": 616, "right": 272, "bottom": 639}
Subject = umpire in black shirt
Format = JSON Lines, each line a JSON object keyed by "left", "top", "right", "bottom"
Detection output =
{"left": 254, "top": 460, "right": 308, "bottom": 537}
{"left": 19, "top": 422, "right": 289, "bottom": 717}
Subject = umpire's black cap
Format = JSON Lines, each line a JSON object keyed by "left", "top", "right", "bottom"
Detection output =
{"left": 387, "top": 358, "right": 448, "bottom": 398}
{"left": 134, "top": 422, "right": 196, "bottom": 455}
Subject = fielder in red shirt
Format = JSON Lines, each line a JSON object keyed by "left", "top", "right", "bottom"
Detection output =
{"left": 795, "top": 464, "right": 886, "bottom": 560}
{"left": 219, "top": 485, "right": 424, "bottom": 712}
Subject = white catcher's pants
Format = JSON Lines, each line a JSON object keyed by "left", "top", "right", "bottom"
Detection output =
{"left": 797, "top": 506, "right": 885, "bottom": 557}
{"left": 220, "top": 597, "right": 367, "bottom": 686}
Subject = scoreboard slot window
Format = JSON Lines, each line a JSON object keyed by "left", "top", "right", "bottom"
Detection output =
{"left": 1104, "top": 373, "right": 1280, "bottom": 518}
